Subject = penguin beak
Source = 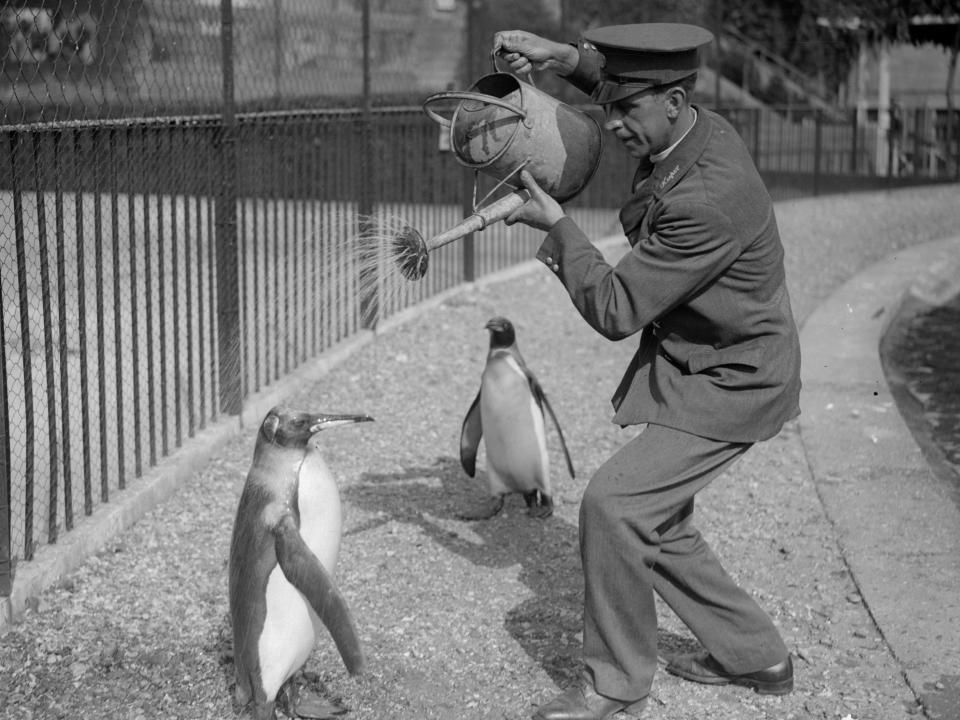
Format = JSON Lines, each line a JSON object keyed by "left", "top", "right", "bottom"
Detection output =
{"left": 308, "top": 413, "right": 375, "bottom": 433}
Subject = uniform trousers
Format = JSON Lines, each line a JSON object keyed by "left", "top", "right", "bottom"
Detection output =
{"left": 579, "top": 422, "right": 789, "bottom": 702}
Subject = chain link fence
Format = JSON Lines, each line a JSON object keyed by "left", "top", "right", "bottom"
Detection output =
{"left": 1, "top": 0, "right": 458, "bottom": 124}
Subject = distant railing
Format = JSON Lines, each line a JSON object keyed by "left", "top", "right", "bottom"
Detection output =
{"left": 719, "top": 24, "right": 842, "bottom": 120}
{"left": 723, "top": 105, "right": 960, "bottom": 196}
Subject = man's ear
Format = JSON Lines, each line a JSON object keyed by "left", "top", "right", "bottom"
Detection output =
{"left": 664, "top": 86, "right": 686, "bottom": 120}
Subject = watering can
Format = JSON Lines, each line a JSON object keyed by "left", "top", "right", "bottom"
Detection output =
{"left": 423, "top": 70, "right": 603, "bottom": 202}
{"left": 393, "top": 68, "right": 603, "bottom": 280}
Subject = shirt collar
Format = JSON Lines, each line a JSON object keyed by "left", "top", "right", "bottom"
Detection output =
{"left": 650, "top": 107, "right": 698, "bottom": 164}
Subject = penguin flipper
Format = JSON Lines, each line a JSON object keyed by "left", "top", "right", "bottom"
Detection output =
{"left": 273, "top": 516, "right": 366, "bottom": 676}
{"left": 527, "top": 375, "right": 576, "bottom": 479}
{"left": 459, "top": 390, "right": 483, "bottom": 477}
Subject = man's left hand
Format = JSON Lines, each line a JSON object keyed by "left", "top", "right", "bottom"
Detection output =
{"left": 505, "top": 170, "right": 566, "bottom": 231}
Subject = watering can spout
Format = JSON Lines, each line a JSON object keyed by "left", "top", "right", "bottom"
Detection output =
{"left": 393, "top": 190, "right": 529, "bottom": 281}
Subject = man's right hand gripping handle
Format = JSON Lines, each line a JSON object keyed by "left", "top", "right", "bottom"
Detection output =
{"left": 492, "top": 30, "right": 580, "bottom": 77}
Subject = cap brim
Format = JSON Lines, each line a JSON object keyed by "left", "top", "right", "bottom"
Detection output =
{"left": 590, "top": 79, "right": 656, "bottom": 105}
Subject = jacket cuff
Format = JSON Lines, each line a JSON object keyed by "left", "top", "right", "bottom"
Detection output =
{"left": 562, "top": 39, "right": 603, "bottom": 97}
{"left": 536, "top": 216, "right": 581, "bottom": 275}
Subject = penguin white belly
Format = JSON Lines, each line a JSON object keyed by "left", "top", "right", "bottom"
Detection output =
{"left": 480, "top": 356, "right": 550, "bottom": 495}
{"left": 259, "top": 567, "right": 316, "bottom": 697}
{"left": 258, "top": 449, "right": 344, "bottom": 698}
{"left": 297, "top": 449, "right": 343, "bottom": 572}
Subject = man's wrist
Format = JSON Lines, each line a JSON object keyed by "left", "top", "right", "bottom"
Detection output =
{"left": 553, "top": 42, "right": 581, "bottom": 76}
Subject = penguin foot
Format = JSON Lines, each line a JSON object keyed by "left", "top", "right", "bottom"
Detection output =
{"left": 457, "top": 495, "right": 505, "bottom": 521}
{"left": 524, "top": 491, "right": 554, "bottom": 519}
{"left": 278, "top": 680, "right": 348, "bottom": 719}
{"left": 526, "top": 502, "right": 554, "bottom": 519}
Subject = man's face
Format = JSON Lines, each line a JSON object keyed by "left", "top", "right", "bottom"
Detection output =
{"left": 602, "top": 88, "right": 674, "bottom": 160}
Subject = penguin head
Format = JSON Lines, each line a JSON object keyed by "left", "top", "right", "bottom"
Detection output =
{"left": 484, "top": 316, "right": 516, "bottom": 349}
{"left": 259, "top": 406, "right": 374, "bottom": 448}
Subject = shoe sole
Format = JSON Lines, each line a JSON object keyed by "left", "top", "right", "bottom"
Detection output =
{"left": 531, "top": 696, "right": 647, "bottom": 720}
{"left": 620, "top": 697, "right": 648, "bottom": 716}
{"left": 730, "top": 676, "right": 794, "bottom": 695}
{"left": 666, "top": 666, "right": 794, "bottom": 696}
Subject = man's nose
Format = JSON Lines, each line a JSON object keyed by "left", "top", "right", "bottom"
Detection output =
{"left": 603, "top": 107, "right": 624, "bottom": 132}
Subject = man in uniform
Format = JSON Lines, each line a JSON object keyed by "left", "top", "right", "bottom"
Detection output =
{"left": 492, "top": 23, "right": 801, "bottom": 720}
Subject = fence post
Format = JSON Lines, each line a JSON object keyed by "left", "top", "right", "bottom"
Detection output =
{"left": 272, "top": 0, "right": 283, "bottom": 105}
{"left": 812, "top": 112, "right": 822, "bottom": 196}
{"left": 359, "top": 0, "right": 378, "bottom": 329}
{"left": 850, "top": 109, "right": 858, "bottom": 174}
{"left": 217, "top": 0, "right": 242, "bottom": 415}
{"left": 752, "top": 107, "right": 761, "bottom": 163}
{"left": 0, "top": 173, "right": 10, "bottom": 593}
{"left": 460, "top": 0, "right": 478, "bottom": 284}
{"left": 954, "top": 109, "right": 960, "bottom": 181}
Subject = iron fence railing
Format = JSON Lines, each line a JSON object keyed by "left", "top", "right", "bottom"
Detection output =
{"left": 724, "top": 105, "right": 960, "bottom": 195}
{"left": 2, "top": 0, "right": 959, "bottom": 601}
{"left": 0, "top": 105, "right": 626, "bottom": 593}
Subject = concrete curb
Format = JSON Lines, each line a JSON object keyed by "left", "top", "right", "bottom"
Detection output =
{"left": 798, "top": 235, "right": 960, "bottom": 715}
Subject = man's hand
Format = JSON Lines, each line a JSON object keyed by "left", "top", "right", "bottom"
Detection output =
{"left": 505, "top": 171, "right": 566, "bottom": 232}
{"left": 492, "top": 30, "right": 579, "bottom": 77}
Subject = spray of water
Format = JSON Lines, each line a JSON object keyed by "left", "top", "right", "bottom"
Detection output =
{"left": 344, "top": 212, "right": 422, "bottom": 327}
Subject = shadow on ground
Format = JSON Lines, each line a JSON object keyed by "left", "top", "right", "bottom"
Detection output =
{"left": 343, "top": 457, "right": 699, "bottom": 692}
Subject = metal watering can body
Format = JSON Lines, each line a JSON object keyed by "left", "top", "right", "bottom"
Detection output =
{"left": 423, "top": 72, "right": 602, "bottom": 203}
{"left": 391, "top": 73, "right": 603, "bottom": 283}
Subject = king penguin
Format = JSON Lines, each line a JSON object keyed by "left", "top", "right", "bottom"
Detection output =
{"left": 459, "top": 317, "right": 575, "bottom": 520}
{"left": 229, "top": 406, "right": 372, "bottom": 720}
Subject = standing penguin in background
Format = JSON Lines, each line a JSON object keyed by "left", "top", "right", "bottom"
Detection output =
{"left": 229, "top": 406, "right": 372, "bottom": 720}
{"left": 460, "top": 317, "right": 575, "bottom": 520}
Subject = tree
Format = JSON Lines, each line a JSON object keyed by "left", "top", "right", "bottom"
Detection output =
{"left": 565, "top": 0, "right": 709, "bottom": 29}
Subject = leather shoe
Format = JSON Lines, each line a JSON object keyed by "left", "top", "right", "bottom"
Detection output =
{"left": 532, "top": 676, "right": 647, "bottom": 720}
{"left": 664, "top": 652, "right": 793, "bottom": 695}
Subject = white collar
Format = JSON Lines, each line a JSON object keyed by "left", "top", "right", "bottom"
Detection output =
{"left": 650, "top": 107, "right": 697, "bottom": 164}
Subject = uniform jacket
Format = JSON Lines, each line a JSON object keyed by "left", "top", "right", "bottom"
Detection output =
{"left": 537, "top": 60, "right": 801, "bottom": 442}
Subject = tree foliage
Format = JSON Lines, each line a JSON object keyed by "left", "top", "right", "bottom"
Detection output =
{"left": 471, "top": 0, "right": 957, "bottom": 112}
{"left": 566, "top": 0, "right": 710, "bottom": 30}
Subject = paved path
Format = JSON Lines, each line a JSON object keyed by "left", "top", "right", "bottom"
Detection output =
{"left": 798, "top": 235, "right": 960, "bottom": 719}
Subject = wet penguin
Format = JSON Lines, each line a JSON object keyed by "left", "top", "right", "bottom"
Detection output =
{"left": 229, "top": 406, "right": 372, "bottom": 720}
{"left": 459, "top": 317, "right": 575, "bottom": 519}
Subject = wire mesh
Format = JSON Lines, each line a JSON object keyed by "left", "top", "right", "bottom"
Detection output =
{"left": 1, "top": 118, "right": 223, "bottom": 564}
{"left": 1, "top": 0, "right": 466, "bottom": 124}
{"left": 0, "top": 0, "right": 475, "bottom": 578}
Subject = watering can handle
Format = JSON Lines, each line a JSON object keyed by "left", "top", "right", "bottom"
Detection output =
{"left": 491, "top": 49, "right": 537, "bottom": 88}
{"left": 422, "top": 91, "right": 527, "bottom": 130}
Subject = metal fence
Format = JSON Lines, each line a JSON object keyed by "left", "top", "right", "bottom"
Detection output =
{"left": 725, "top": 105, "right": 960, "bottom": 196}
{"left": 0, "top": 102, "right": 625, "bottom": 592}
{"left": 2, "top": 0, "right": 958, "bottom": 598}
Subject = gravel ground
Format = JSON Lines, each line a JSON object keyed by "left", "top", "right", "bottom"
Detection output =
{"left": 2, "top": 183, "right": 960, "bottom": 720}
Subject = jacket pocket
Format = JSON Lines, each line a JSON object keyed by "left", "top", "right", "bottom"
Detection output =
{"left": 688, "top": 343, "right": 764, "bottom": 375}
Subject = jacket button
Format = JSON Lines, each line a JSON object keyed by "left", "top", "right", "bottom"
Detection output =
{"left": 545, "top": 256, "right": 553, "bottom": 264}
{"left": 552, "top": 264, "right": 560, "bottom": 272}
